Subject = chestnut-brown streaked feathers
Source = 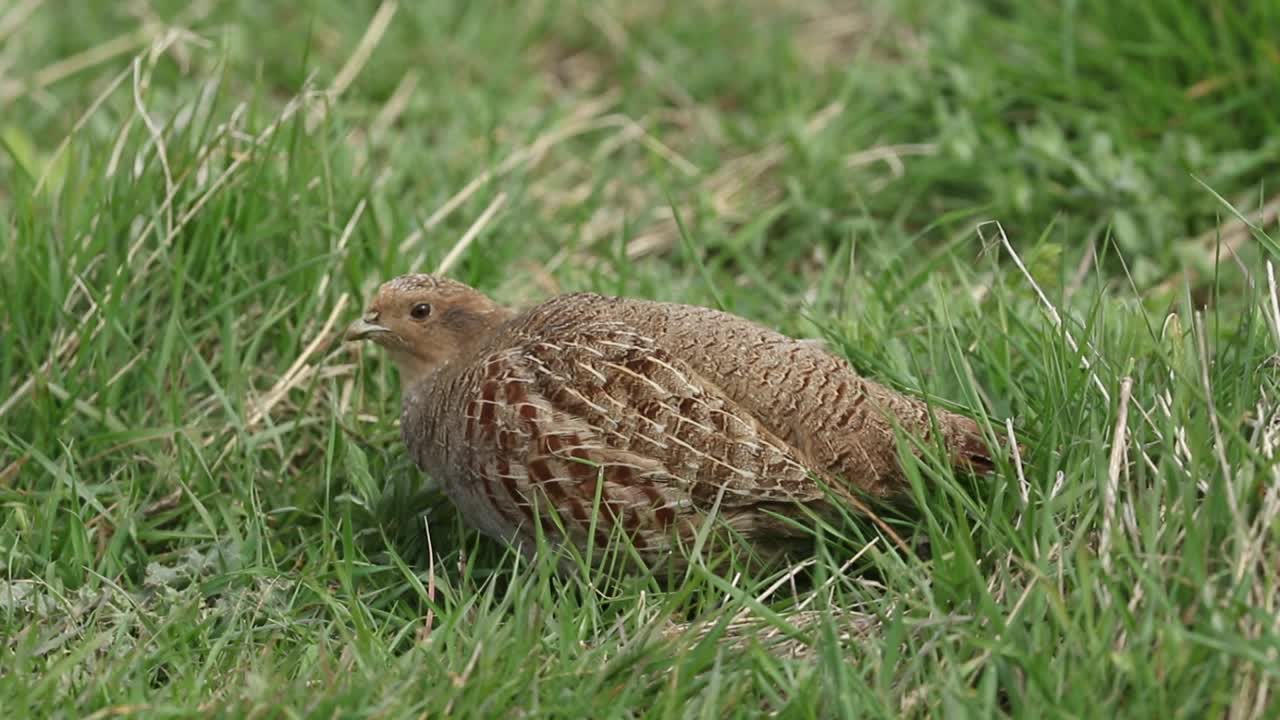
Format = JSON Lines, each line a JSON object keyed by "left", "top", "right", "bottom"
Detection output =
{"left": 353, "top": 276, "right": 1003, "bottom": 572}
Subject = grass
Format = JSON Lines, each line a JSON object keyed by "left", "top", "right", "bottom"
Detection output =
{"left": 1, "top": 0, "right": 1278, "bottom": 716}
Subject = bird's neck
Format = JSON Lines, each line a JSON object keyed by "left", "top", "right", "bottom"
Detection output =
{"left": 394, "top": 353, "right": 444, "bottom": 389}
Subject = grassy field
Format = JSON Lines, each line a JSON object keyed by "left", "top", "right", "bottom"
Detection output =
{"left": 2, "top": 0, "right": 1278, "bottom": 716}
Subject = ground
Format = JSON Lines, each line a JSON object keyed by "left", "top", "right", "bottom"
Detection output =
{"left": 1, "top": 0, "right": 1278, "bottom": 717}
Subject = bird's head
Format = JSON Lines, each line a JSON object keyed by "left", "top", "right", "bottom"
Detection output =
{"left": 345, "top": 274, "right": 512, "bottom": 386}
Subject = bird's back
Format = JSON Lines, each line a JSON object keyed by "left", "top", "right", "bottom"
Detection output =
{"left": 513, "top": 293, "right": 992, "bottom": 497}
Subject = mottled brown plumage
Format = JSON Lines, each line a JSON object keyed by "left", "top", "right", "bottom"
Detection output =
{"left": 347, "top": 274, "right": 999, "bottom": 573}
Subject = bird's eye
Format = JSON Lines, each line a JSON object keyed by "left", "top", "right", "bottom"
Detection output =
{"left": 410, "top": 302, "right": 432, "bottom": 320}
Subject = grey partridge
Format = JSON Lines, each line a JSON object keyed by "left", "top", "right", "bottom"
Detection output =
{"left": 347, "top": 274, "right": 999, "bottom": 572}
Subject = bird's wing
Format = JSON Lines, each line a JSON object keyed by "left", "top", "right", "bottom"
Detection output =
{"left": 456, "top": 320, "right": 842, "bottom": 549}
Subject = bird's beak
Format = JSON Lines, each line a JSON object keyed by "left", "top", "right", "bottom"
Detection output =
{"left": 345, "top": 312, "right": 389, "bottom": 342}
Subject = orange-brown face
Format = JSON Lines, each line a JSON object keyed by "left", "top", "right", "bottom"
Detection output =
{"left": 345, "top": 274, "right": 510, "bottom": 386}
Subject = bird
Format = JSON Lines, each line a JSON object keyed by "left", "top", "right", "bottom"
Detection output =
{"left": 346, "top": 273, "right": 1001, "bottom": 574}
